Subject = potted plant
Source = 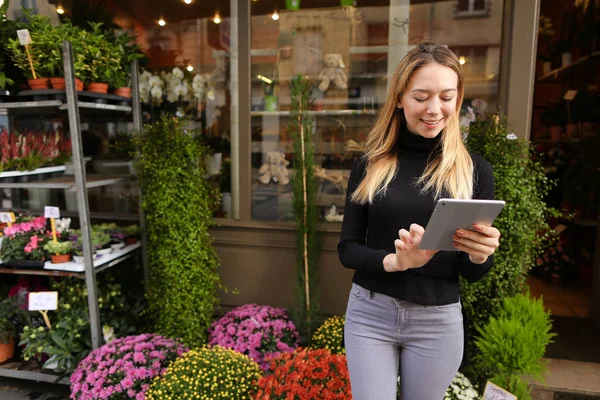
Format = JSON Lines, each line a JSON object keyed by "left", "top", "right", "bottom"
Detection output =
{"left": 0, "top": 310, "right": 16, "bottom": 363}
{"left": 0, "top": 217, "right": 49, "bottom": 268}
{"left": 80, "top": 22, "right": 118, "bottom": 93}
{"left": 278, "top": 31, "right": 295, "bottom": 59}
{"left": 123, "top": 224, "right": 141, "bottom": 245}
{"left": 108, "top": 30, "right": 146, "bottom": 98}
{"left": 43, "top": 240, "right": 73, "bottom": 264}
{"left": 0, "top": 0, "right": 27, "bottom": 95}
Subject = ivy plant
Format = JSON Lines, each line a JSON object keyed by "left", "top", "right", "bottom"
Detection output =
{"left": 461, "top": 115, "right": 560, "bottom": 387}
{"left": 133, "top": 116, "right": 221, "bottom": 347}
{"left": 289, "top": 75, "right": 321, "bottom": 340}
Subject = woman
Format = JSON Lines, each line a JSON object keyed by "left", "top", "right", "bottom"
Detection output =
{"left": 338, "top": 42, "right": 501, "bottom": 400}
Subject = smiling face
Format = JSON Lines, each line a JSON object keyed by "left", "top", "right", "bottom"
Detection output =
{"left": 397, "top": 62, "right": 459, "bottom": 139}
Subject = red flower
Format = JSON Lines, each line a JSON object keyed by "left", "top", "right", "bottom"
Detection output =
{"left": 255, "top": 348, "right": 352, "bottom": 400}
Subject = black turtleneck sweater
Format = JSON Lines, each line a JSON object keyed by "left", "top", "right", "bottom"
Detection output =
{"left": 338, "top": 126, "right": 495, "bottom": 305}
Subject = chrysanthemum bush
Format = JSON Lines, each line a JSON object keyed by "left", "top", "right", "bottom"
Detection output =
{"left": 311, "top": 315, "right": 345, "bottom": 354}
{"left": 443, "top": 372, "right": 480, "bottom": 400}
{"left": 208, "top": 304, "right": 299, "bottom": 370}
{"left": 255, "top": 348, "right": 352, "bottom": 400}
{"left": 145, "top": 346, "right": 262, "bottom": 400}
{"left": 70, "top": 334, "right": 187, "bottom": 400}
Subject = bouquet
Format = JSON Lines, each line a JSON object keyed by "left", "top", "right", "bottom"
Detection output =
{"left": 444, "top": 372, "right": 480, "bottom": 400}
{"left": 311, "top": 315, "right": 345, "bottom": 355}
{"left": 145, "top": 346, "right": 262, "bottom": 400}
{"left": 208, "top": 304, "right": 299, "bottom": 370}
{"left": 255, "top": 348, "right": 351, "bottom": 400}
{"left": 70, "top": 334, "right": 188, "bottom": 400}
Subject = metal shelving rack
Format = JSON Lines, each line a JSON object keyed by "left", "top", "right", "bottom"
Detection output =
{"left": 0, "top": 41, "right": 146, "bottom": 384}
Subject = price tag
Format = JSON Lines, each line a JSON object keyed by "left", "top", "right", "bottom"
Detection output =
{"left": 0, "top": 212, "right": 16, "bottom": 223}
{"left": 28, "top": 291, "right": 58, "bottom": 311}
{"left": 563, "top": 90, "right": 577, "bottom": 101}
{"left": 17, "top": 29, "right": 32, "bottom": 45}
{"left": 482, "top": 382, "right": 517, "bottom": 400}
{"left": 44, "top": 206, "right": 60, "bottom": 219}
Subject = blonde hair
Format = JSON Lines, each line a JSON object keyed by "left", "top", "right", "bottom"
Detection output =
{"left": 351, "top": 42, "right": 473, "bottom": 204}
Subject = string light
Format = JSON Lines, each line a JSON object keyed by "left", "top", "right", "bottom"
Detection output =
{"left": 213, "top": 12, "right": 221, "bottom": 24}
{"left": 459, "top": 56, "right": 466, "bottom": 65}
{"left": 272, "top": 10, "right": 279, "bottom": 20}
{"left": 187, "top": 65, "right": 194, "bottom": 72}
{"left": 56, "top": 5, "right": 65, "bottom": 14}
{"left": 184, "top": 0, "right": 192, "bottom": 3}
{"left": 158, "top": 18, "right": 166, "bottom": 26}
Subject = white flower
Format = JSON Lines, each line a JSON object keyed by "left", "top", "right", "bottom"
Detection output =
{"left": 174, "top": 82, "right": 188, "bottom": 98}
{"left": 172, "top": 67, "right": 184, "bottom": 79}
{"left": 150, "top": 85, "right": 163, "bottom": 100}
{"left": 148, "top": 75, "right": 164, "bottom": 88}
{"left": 506, "top": 133, "right": 518, "bottom": 140}
{"left": 102, "top": 325, "right": 115, "bottom": 343}
{"left": 55, "top": 218, "right": 71, "bottom": 233}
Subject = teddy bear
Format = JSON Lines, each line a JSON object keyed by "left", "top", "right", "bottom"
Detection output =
{"left": 258, "top": 151, "right": 290, "bottom": 185}
{"left": 318, "top": 53, "right": 348, "bottom": 92}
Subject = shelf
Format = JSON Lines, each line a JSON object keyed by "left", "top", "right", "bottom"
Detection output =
{"left": 252, "top": 140, "right": 361, "bottom": 154}
{"left": 44, "top": 242, "right": 141, "bottom": 273}
{"left": 0, "top": 360, "right": 70, "bottom": 385}
{"left": 59, "top": 101, "right": 131, "bottom": 113}
{"left": 251, "top": 109, "right": 378, "bottom": 117}
{"left": 0, "top": 174, "right": 127, "bottom": 190}
{"left": 537, "top": 51, "right": 600, "bottom": 82}
{"left": 0, "top": 268, "right": 83, "bottom": 278}
{"left": 0, "top": 165, "right": 66, "bottom": 179}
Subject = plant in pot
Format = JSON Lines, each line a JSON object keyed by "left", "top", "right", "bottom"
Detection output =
{"left": 80, "top": 22, "right": 118, "bottom": 93}
{"left": 123, "top": 224, "right": 141, "bottom": 245}
{"left": 278, "top": 31, "right": 295, "bottom": 59}
{"left": 108, "top": 30, "right": 146, "bottom": 97}
{"left": 43, "top": 240, "right": 73, "bottom": 264}
{"left": 0, "top": 0, "right": 28, "bottom": 95}
{"left": 0, "top": 217, "right": 49, "bottom": 268}
{"left": 0, "top": 307, "right": 17, "bottom": 363}
{"left": 7, "top": 9, "right": 56, "bottom": 89}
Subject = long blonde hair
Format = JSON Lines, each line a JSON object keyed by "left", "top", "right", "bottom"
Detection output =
{"left": 351, "top": 42, "right": 473, "bottom": 204}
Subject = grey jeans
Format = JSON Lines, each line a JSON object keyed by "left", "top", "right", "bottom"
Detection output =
{"left": 344, "top": 283, "right": 464, "bottom": 400}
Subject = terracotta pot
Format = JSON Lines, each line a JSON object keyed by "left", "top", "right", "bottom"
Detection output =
{"left": 28, "top": 78, "right": 50, "bottom": 90}
{"left": 75, "top": 79, "right": 84, "bottom": 91}
{"left": 51, "top": 254, "right": 72, "bottom": 264}
{"left": 125, "top": 237, "right": 138, "bottom": 245}
{"left": 0, "top": 338, "right": 15, "bottom": 363}
{"left": 113, "top": 87, "right": 131, "bottom": 98}
{"left": 87, "top": 82, "right": 109, "bottom": 93}
{"left": 50, "top": 77, "right": 66, "bottom": 90}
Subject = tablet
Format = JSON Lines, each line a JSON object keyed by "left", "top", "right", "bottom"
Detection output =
{"left": 419, "top": 198, "right": 505, "bottom": 251}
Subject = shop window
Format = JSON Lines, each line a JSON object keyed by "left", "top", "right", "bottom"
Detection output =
{"left": 455, "top": 0, "right": 490, "bottom": 18}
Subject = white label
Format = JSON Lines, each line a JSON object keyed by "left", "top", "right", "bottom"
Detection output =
{"left": 28, "top": 291, "right": 58, "bottom": 311}
{"left": 17, "top": 29, "right": 32, "bottom": 45}
{"left": 482, "top": 382, "right": 517, "bottom": 400}
{"left": 0, "top": 212, "right": 16, "bottom": 223}
{"left": 44, "top": 206, "right": 60, "bottom": 219}
{"left": 563, "top": 90, "right": 577, "bottom": 101}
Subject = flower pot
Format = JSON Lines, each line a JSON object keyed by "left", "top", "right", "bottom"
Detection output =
{"left": 110, "top": 242, "right": 125, "bottom": 251}
{"left": 51, "top": 254, "right": 71, "bottom": 264}
{"left": 50, "top": 77, "right": 66, "bottom": 90}
{"left": 0, "top": 338, "right": 15, "bottom": 363}
{"left": 542, "top": 61, "right": 552, "bottom": 76}
{"left": 86, "top": 82, "right": 109, "bottom": 93}
{"left": 561, "top": 52, "right": 572, "bottom": 67}
{"left": 285, "top": 0, "right": 300, "bottom": 10}
{"left": 125, "top": 237, "right": 138, "bottom": 245}
{"left": 113, "top": 87, "right": 131, "bottom": 98}
{"left": 28, "top": 78, "right": 50, "bottom": 90}
{"left": 279, "top": 46, "right": 293, "bottom": 60}
{"left": 73, "top": 255, "right": 84, "bottom": 264}
{"left": 75, "top": 79, "right": 84, "bottom": 91}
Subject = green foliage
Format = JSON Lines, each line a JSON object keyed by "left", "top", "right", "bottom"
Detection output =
{"left": 133, "top": 116, "right": 221, "bottom": 347}
{"left": 461, "top": 114, "right": 559, "bottom": 385}
{"left": 0, "top": 296, "right": 19, "bottom": 344}
{"left": 43, "top": 240, "right": 73, "bottom": 255}
{"left": 475, "top": 294, "right": 555, "bottom": 397}
{"left": 0, "top": 0, "right": 26, "bottom": 89}
{"left": 146, "top": 346, "right": 262, "bottom": 400}
{"left": 7, "top": 10, "right": 55, "bottom": 79}
{"left": 310, "top": 315, "right": 345, "bottom": 354}
{"left": 289, "top": 75, "right": 320, "bottom": 339}
{"left": 490, "top": 375, "right": 533, "bottom": 400}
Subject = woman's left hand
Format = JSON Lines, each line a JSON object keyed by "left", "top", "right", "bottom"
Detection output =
{"left": 452, "top": 224, "right": 500, "bottom": 264}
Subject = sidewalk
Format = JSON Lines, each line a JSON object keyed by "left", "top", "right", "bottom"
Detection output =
{"left": 0, "top": 377, "right": 69, "bottom": 400}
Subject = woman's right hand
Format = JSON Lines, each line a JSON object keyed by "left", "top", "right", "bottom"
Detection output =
{"left": 383, "top": 224, "right": 438, "bottom": 272}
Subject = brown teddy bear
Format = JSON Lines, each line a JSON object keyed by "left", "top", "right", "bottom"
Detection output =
{"left": 318, "top": 53, "right": 348, "bottom": 92}
{"left": 258, "top": 151, "right": 290, "bottom": 185}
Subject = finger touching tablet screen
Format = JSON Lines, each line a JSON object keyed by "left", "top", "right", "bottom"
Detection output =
{"left": 419, "top": 198, "right": 505, "bottom": 251}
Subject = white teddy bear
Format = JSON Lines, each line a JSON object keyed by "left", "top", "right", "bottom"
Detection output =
{"left": 318, "top": 53, "right": 348, "bottom": 92}
{"left": 258, "top": 151, "right": 290, "bottom": 185}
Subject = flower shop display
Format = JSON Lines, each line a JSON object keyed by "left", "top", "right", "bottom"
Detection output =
{"left": 255, "top": 348, "right": 351, "bottom": 400}
{"left": 208, "top": 304, "right": 299, "bottom": 370}
{"left": 0, "top": 296, "right": 19, "bottom": 363}
{"left": 0, "top": 129, "right": 72, "bottom": 173}
{"left": 43, "top": 240, "right": 73, "bottom": 264}
{"left": 145, "top": 346, "right": 262, "bottom": 400}
{"left": 70, "top": 334, "right": 187, "bottom": 400}
{"left": 311, "top": 315, "right": 345, "bottom": 355}
{"left": 443, "top": 372, "right": 479, "bottom": 400}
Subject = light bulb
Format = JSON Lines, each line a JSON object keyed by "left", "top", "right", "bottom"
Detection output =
{"left": 158, "top": 18, "right": 166, "bottom": 26}
{"left": 187, "top": 65, "right": 194, "bottom": 72}
{"left": 56, "top": 5, "right": 65, "bottom": 14}
{"left": 184, "top": 0, "right": 192, "bottom": 3}
{"left": 214, "top": 12, "right": 221, "bottom": 24}
{"left": 459, "top": 56, "right": 466, "bottom": 65}
{"left": 272, "top": 11, "right": 279, "bottom": 20}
